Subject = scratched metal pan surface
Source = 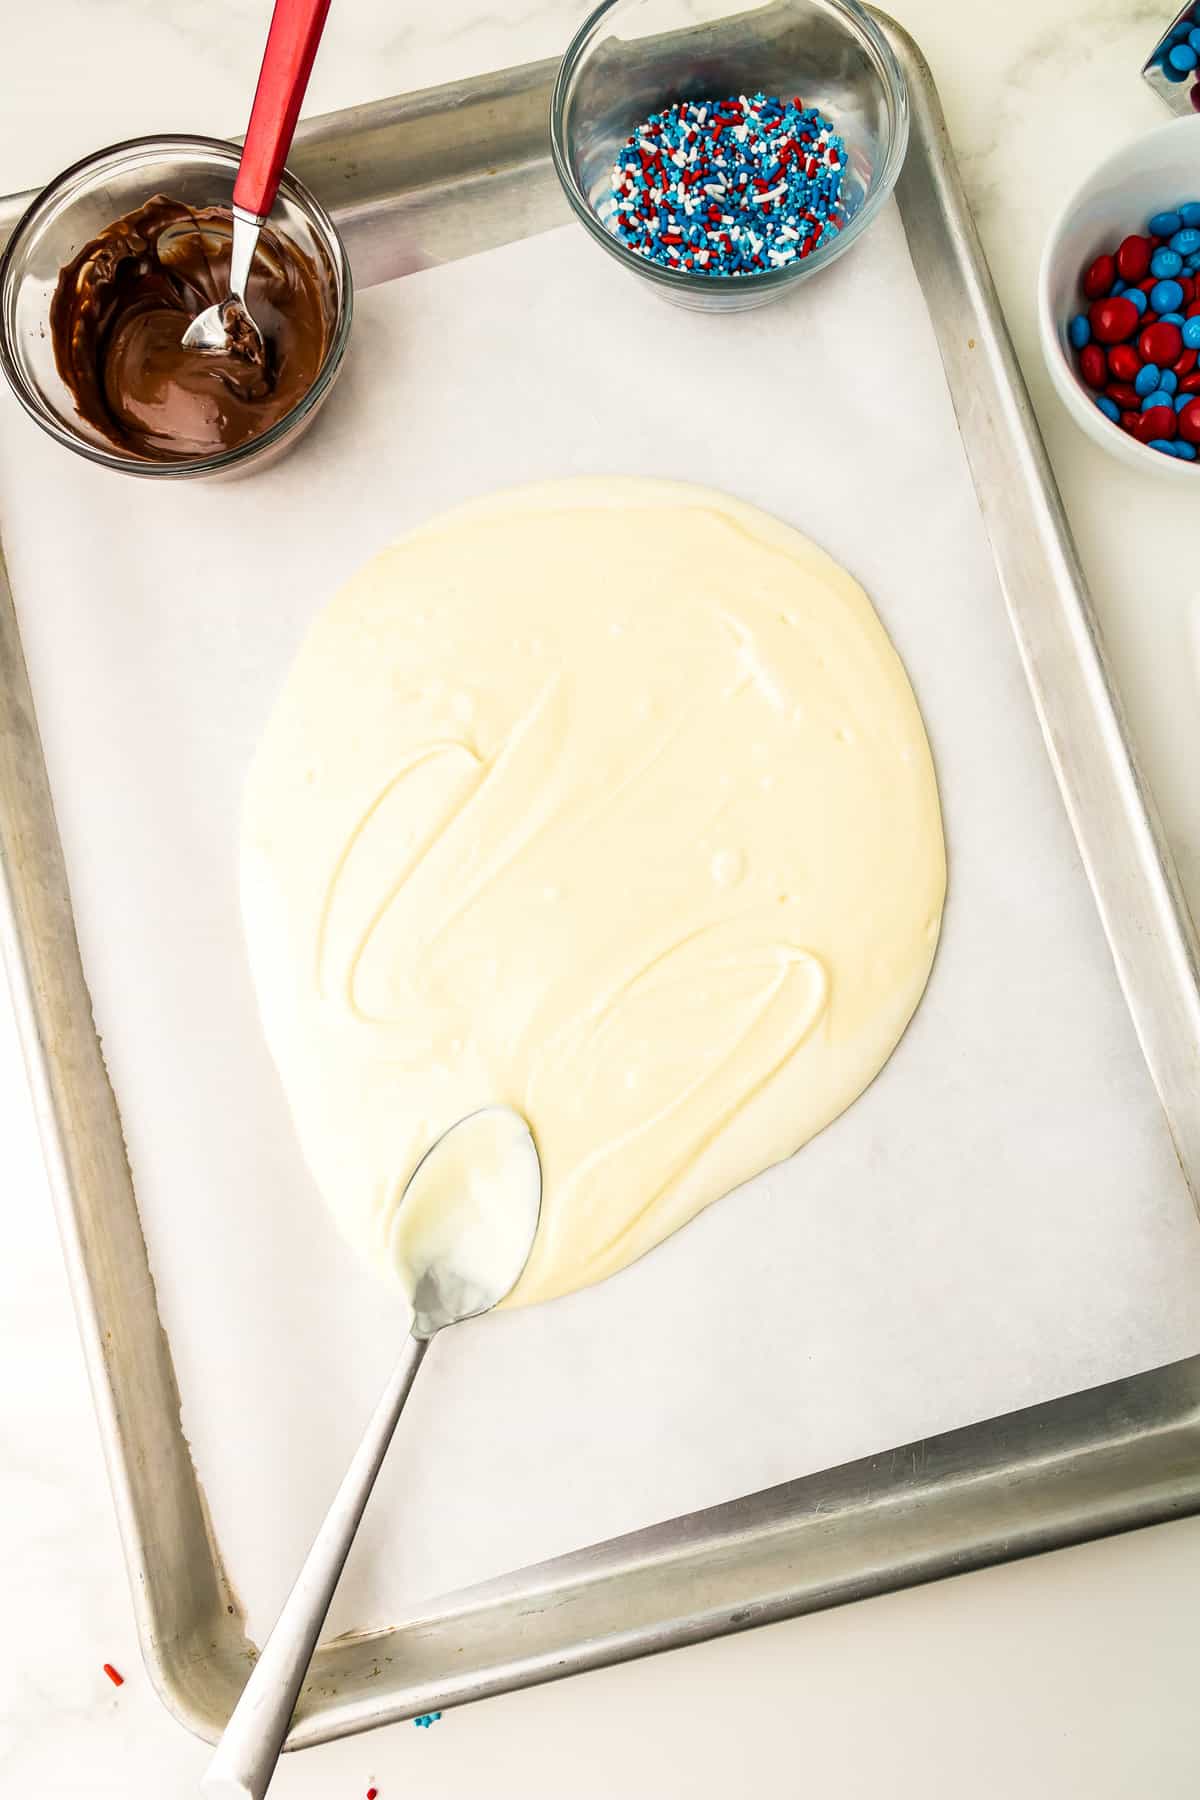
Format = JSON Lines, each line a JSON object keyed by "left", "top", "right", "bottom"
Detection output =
{"left": 1, "top": 12, "right": 1199, "bottom": 1753}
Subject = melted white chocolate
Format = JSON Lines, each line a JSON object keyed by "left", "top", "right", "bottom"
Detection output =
{"left": 242, "top": 480, "right": 945, "bottom": 1307}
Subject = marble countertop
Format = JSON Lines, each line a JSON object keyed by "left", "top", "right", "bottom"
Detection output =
{"left": 3, "top": 1, "right": 1200, "bottom": 1795}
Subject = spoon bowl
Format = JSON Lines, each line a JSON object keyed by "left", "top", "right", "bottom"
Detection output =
{"left": 181, "top": 203, "right": 268, "bottom": 357}
{"left": 397, "top": 1104, "right": 542, "bottom": 1334}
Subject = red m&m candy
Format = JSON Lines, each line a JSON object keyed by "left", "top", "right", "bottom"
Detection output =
{"left": 1137, "top": 405, "right": 1177, "bottom": 442}
{"left": 1079, "top": 343, "right": 1107, "bottom": 388}
{"left": 1180, "top": 371, "right": 1200, "bottom": 395}
{"left": 1116, "top": 235, "right": 1151, "bottom": 282}
{"left": 1178, "top": 400, "right": 1200, "bottom": 446}
{"left": 1139, "top": 320, "right": 1183, "bottom": 364}
{"left": 1106, "top": 383, "right": 1140, "bottom": 408}
{"left": 1083, "top": 253, "right": 1117, "bottom": 299}
{"left": 1108, "top": 344, "right": 1141, "bottom": 381}
{"left": 1090, "top": 296, "right": 1139, "bottom": 343}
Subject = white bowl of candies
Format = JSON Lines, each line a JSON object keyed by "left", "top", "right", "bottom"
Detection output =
{"left": 1039, "top": 114, "right": 1200, "bottom": 478}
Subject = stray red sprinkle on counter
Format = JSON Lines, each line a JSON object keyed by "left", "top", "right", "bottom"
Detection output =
{"left": 102, "top": 1663, "right": 124, "bottom": 1686}
{"left": 367, "top": 1789, "right": 378, "bottom": 1799}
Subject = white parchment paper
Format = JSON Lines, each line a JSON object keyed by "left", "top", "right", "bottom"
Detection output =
{"left": 3, "top": 206, "right": 1199, "bottom": 1644}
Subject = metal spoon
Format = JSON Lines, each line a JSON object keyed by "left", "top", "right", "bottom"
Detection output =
{"left": 183, "top": 0, "right": 333, "bottom": 359}
{"left": 201, "top": 1106, "right": 542, "bottom": 1800}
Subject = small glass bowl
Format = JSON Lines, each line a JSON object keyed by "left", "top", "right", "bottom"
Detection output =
{"left": 0, "top": 135, "right": 352, "bottom": 480}
{"left": 551, "top": 0, "right": 909, "bottom": 312}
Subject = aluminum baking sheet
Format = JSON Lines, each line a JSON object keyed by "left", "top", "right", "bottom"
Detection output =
{"left": 1, "top": 14, "right": 1199, "bottom": 1752}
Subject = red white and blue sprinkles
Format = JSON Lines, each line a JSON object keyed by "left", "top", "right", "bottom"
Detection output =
{"left": 602, "top": 94, "right": 848, "bottom": 275}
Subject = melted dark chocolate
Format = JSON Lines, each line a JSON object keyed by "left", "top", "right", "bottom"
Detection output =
{"left": 50, "top": 196, "right": 331, "bottom": 461}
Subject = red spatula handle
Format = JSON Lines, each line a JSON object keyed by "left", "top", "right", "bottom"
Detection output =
{"left": 233, "top": 0, "right": 333, "bottom": 219}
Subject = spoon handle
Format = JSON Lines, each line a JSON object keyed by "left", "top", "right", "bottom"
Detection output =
{"left": 234, "top": 0, "right": 333, "bottom": 221}
{"left": 202, "top": 1331, "right": 431, "bottom": 1800}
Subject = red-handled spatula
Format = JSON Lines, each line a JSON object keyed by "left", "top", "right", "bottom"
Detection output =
{"left": 182, "top": 0, "right": 332, "bottom": 358}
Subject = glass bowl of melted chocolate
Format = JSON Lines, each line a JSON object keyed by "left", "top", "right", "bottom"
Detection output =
{"left": 0, "top": 135, "right": 351, "bottom": 477}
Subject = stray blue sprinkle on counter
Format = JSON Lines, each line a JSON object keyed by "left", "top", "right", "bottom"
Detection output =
{"left": 413, "top": 1712, "right": 442, "bottom": 1728}
{"left": 603, "top": 93, "right": 849, "bottom": 276}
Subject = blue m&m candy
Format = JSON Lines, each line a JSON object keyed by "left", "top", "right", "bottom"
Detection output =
{"left": 1096, "top": 395, "right": 1120, "bottom": 422}
{"left": 1169, "top": 42, "right": 1199, "bottom": 72}
{"left": 1183, "top": 317, "right": 1200, "bottom": 349}
{"left": 1151, "top": 247, "right": 1184, "bottom": 278}
{"left": 1151, "top": 210, "right": 1184, "bottom": 236}
{"left": 1182, "top": 203, "right": 1200, "bottom": 228}
{"left": 1068, "top": 314, "right": 1090, "bottom": 348}
{"left": 1135, "top": 363, "right": 1161, "bottom": 396}
{"left": 1152, "top": 278, "right": 1185, "bottom": 312}
{"left": 1171, "top": 228, "right": 1200, "bottom": 256}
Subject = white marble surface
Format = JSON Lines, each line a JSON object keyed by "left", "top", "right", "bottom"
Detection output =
{"left": 3, "top": 1, "right": 1200, "bottom": 1795}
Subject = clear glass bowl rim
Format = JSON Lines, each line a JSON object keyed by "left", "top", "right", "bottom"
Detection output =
{"left": 0, "top": 132, "right": 354, "bottom": 480}
{"left": 549, "top": 0, "right": 911, "bottom": 294}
